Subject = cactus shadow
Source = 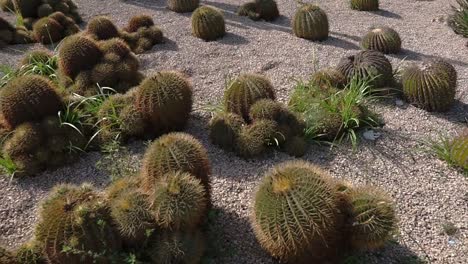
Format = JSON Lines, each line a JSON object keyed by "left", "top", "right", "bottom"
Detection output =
{"left": 392, "top": 48, "right": 468, "bottom": 68}
{"left": 219, "top": 32, "right": 249, "bottom": 45}
{"left": 347, "top": 241, "right": 427, "bottom": 263}
{"left": 121, "top": 0, "right": 168, "bottom": 11}
{"left": 156, "top": 36, "right": 179, "bottom": 51}
{"left": 324, "top": 36, "right": 360, "bottom": 50}
{"left": 370, "top": 9, "right": 403, "bottom": 19}
{"left": 428, "top": 99, "right": 468, "bottom": 124}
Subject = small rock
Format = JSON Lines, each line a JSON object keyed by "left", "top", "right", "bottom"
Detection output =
{"left": 363, "top": 130, "right": 381, "bottom": 141}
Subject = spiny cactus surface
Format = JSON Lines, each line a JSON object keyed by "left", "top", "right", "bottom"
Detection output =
{"left": 361, "top": 26, "right": 402, "bottom": 54}
{"left": 192, "top": 6, "right": 225, "bottom": 41}
{"left": 292, "top": 4, "right": 329, "bottom": 41}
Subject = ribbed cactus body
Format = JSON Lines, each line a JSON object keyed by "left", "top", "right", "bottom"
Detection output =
{"left": 237, "top": 119, "right": 278, "bottom": 158}
{"left": 292, "top": 4, "right": 329, "bottom": 41}
{"left": 15, "top": 240, "right": 46, "bottom": 264}
{"left": 450, "top": 134, "right": 468, "bottom": 171}
{"left": 350, "top": 0, "right": 379, "bottom": 11}
{"left": 86, "top": 16, "right": 120, "bottom": 40}
{"left": 311, "top": 68, "right": 347, "bottom": 89}
{"left": 209, "top": 112, "right": 245, "bottom": 151}
{"left": 168, "top": 0, "right": 199, "bottom": 13}
{"left": 58, "top": 35, "right": 102, "bottom": 79}
{"left": 191, "top": 6, "right": 225, "bottom": 41}
{"left": 148, "top": 230, "right": 205, "bottom": 264}
{"left": 361, "top": 27, "right": 401, "bottom": 54}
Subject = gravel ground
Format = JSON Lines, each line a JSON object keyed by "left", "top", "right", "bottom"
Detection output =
{"left": 1, "top": 0, "right": 467, "bottom": 263}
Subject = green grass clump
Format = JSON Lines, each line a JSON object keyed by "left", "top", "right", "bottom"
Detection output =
{"left": 311, "top": 68, "right": 347, "bottom": 90}
{"left": 192, "top": 6, "right": 225, "bottom": 41}
{"left": 361, "top": 26, "right": 402, "bottom": 54}
{"left": 167, "top": 0, "right": 199, "bottom": 13}
{"left": 292, "top": 4, "right": 329, "bottom": 41}
{"left": 449, "top": 0, "right": 468, "bottom": 37}
{"left": 427, "top": 131, "right": 468, "bottom": 175}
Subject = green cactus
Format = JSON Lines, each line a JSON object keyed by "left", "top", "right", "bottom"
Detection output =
{"left": 191, "top": 6, "right": 225, "bottom": 41}
{"left": 134, "top": 71, "right": 193, "bottom": 134}
{"left": 147, "top": 171, "right": 207, "bottom": 229}
{"left": 208, "top": 112, "right": 245, "bottom": 151}
{"left": 37, "top": 3, "right": 53, "bottom": 17}
{"left": 148, "top": 230, "right": 205, "bottom": 264}
{"left": 449, "top": 0, "right": 468, "bottom": 37}
{"left": 86, "top": 16, "right": 120, "bottom": 40}
{"left": 167, "top": 0, "right": 199, "bottom": 13}
{"left": 350, "top": 0, "right": 379, "bottom": 11}
{"left": 336, "top": 50, "right": 393, "bottom": 89}
{"left": 0, "top": 75, "right": 63, "bottom": 130}
{"left": 237, "top": 2, "right": 260, "bottom": 21}
{"left": 121, "top": 15, "right": 163, "bottom": 54}
{"left": 292, "top": 4, "right": 329, "bottom": 41}
{"left": 348, "top": 186, "right": 396, "bottom": 250}
{"left": 450, "top": 133, "right": 468, "bottom": 171}
{"left": 12, "top": 26, "right": 35, "bottom": 44}
{"left": 251, "top": 160, "right": 340, "bottom": 262}
{"left": 239, "top": 0, "right": 279, "bottom": 21}
{"left": 35, "top": 184, "right": 122, "bottom": 264}
{"left": 2, "top": 123, "right": 43, "bottom": 161}
{"left": 432, "top": 59, "right": 458, "bottom": 88}
{"left": 311, "top": 68, "right": 347, "bottom": 90}
{"left": 237, "top": 119, "right": 279, "bottom": 158}
{"left": 32, "top": 16, "right": 64, "bottom": 44}
{"left": 284, "top": 136, "right": 308, "bottom": 157}
{"left": 401, "top": 60, "right": 457, "bottom": 112}
{"left": 15, "top": 240, "right": 47, "bottom": 264}
{"left": 0, "top": 246, "right": 17, "bottom": 264}
{"left": 125, "top": 15, "right": 155, "bottom": 32}
{"left": 361, "top": 26, "right": 402, "bottom": 54}
{"left": 223, "top": 73, "right": 276, "bottom": 122}
{"left": 58, "top": 35, "right": 102, "bottom": 79}
{"left": 141, "top": 132, "right": 211, "bottom": 195}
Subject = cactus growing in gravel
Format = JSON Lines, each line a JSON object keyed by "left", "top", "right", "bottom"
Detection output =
{"left": 141, "top": 133, "right": 211, "bottom": 195}
{"left": 58, "top": 35, "right": 102, "bottom": 78}
{"left": 135, "top": 71, "right": 193, "bottom": 134}
{"left": 209, "top": 112, "right": 245, "bottom": 151}
{"left": 361, "top": 27, "right": 402, "bottom": 54}
{"left": 292, "top": 4, "right": 329, "bottom": 41}
{"left": 449, "top": 0, "right": 468, "bottom": 37}
{"left": 237, "top": 0, "right": 279, "bottom": 21}
{"left": 237, "top": 119, "right": 279, "bottom": 158}
{"left": 86, "top": 16, "right": 120, "bottom": 40}
{"left": 125, "top": 15, "right": 155, "bottom": 32}
{"left": 122, "top": 15, "right": 164, "bottom": 54}
{"left": 450, "top": 133, "right": 468, "bottom": 171}
{"left": 350, "top": 0, "right": 379, "bottom": 11}
{"left": 336, "top": 50, "right": 393, "bottom": 89}
{"left": 237, "top": 2, "right": 261, "bottom": 20}
{"left": 167, "top": 0, "right": 199, "bottom": 13}
{"left": 348, "top": 187, "right": 396, "bottom": 250}
{"left": 224, "top": 73, "right": 276, "bottom": 122}
{"left": 311, "top": 68, "right": 347, "bottom": 89}
{"left": 0, "top": 246, "right": 17, "bottom": 264}
{"left": 191, "top": 6, "right": 225, "bottom": 41}
{"left": 32, "top": 16, "right": 64, "bottom": 44}
{"left": 401, "top": 60, "right": 457, "bottom": 112}
{"left": 148, "top": 171, "right": 208, "bottom": 229}
{"left": 15, "top": 240, "right": 46, "bottom": 264}
{"left": 35, "top": 184, "right": 121, "bottom": 263}
{"left": 148, "top": 230, "right": 205, "bottom": 264}
{"left": 0, "top": 75, "right": 63, "bottom": 129}
{"left": 251, "top": 161, "right": 340, "bottom": 262}
{"left": 2, "top": 123, "right": 43, "bottom": 159}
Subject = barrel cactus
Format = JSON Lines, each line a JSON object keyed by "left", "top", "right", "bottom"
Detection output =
{"left": 292, "top": 4, "right": 329, "bottom": 41}
{"left": 237, "top": 0, "right": 279, "bottom": 21}
{"left": 251, "top": 161, "right": 341, "bottom": 262}
{"left": 121, "top": 15, "right": 164, "bottom": 54}
{"left": 348, "top": 187, "right": 396, "bottom": 250}
{"left": 35, "top": 184, "right": 121, "bottom": 263}
{"left": 32, "top": 16, "right": 62, "bottom": 44}
{"left": 450, "top": 133, "right": 468, "bottom": 171}
{"left": 237, "top": 119, "right": 279, "bottom": 158}
{"left": 224, "top": 73, "right": 276, "bottom": 122}
{"left": 361, "top": 26, "right": 402, "bottom": 54}
{"left": 86, "top": 16, "right": 120, "bottom": 40}
{"left": 134, "top": 71, "right": 193, "bottom": 135}
{"left": 192, "top": 6, "right": 225, "bottom": 41}
{"left": 147, "top": 171, "right": 208, "bottom": 229}
{"left": 401, "top": 60, "right": 457, "bottom": 112}
{"left": 336, "top": 50, "right": 393, "bottom": 89}
{"left": 449, "top": 0, "right": 468, "bottom": 37}
{"left": 148, "top": 230, "right": 205, "bottom": 264}
{"left": 167, "top": 0, "right": 199, "bottom": 13}
{"left": 209, "top": 112, "right": 245, "bottom": 151}
{"left": 0, "top": 75, "right": 63, "bottom": 129}
{"left": 141, "top": 132, "right": 211, "bottom": 196}
{"left": 311, "top": 68, "right": 347, "bottom": 90}
{"left": 0, "top": 246, "right": 16, "bottom": 264}
{"left": 58, "top": 35, "right": 102, "bottom": 79}
{"left": 350, "top": 0, "right": 379, "bottom": 11}
{"left": 15, "top": 240, "right": 46, "bottom": 264}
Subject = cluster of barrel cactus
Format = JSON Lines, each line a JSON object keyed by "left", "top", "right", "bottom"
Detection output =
{"left": 85, "top": 15, "right": 164, "bottom": 54}
{"left": 0, "top": 0, "right": 82, "bottom": 29}
{"left": 350, "top": 0, "right": 379, "bottom": 11}
{"left": 401, "top": 59, "right": 457, "bottom": 112}
{"left": 292, "top": 3, "right": 329, "bottom": 41}
{"left": 251, "top": 161, "right": 396, "bottom": 262}
{"left": 32, "top": 11, "right": 79, "bottom": 44}
{"left": 58, "top": 35, "right": 144, "bottom": 95}
{"left": 209, "top": 73, "right": 307, "bottom": 158}
{"left": 361, "top": 26, "right": 402, "bottom": 54}
{"left": 192, "top": 6, "right": 226, "bottom": 41}
{"left": 0, "top": 17, "right": 34, "bottom": 47}
{"left": 237, "top": 0, "right": 280, "bottom": 21}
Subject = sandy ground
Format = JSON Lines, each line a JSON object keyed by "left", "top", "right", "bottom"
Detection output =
{"left": 0, "top": 0, "right": 467, "bottom": 263}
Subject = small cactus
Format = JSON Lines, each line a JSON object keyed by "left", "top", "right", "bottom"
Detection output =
{"left": 134, "top": 71, "right": 193, "bottom": 135}
{"left": 85, "top": 16, "right": 120, "bottom": 40}
{"left": 401, "top": 60, "right": 457, "bottom": 112}
{"left": 208, "top": 112, "right": 245, "bottom": 151}
{"left": 32, "top": 16, "right": 64, "bottom": 44}
{"left": 147, "top": 171, "right": 208, "bottom": 229}
{"left": 0, "top": 75, "right": 63, "bottom": 130}
{"left": 223, "top": 73, "right": 276, "bottom": 122}
{"left": 237, "top": 2, "right": 261, "bottom": 21}
{"left": 350, "top": 0, "right": 379, "bottom": 11}
{"left": 237, "top": 119, "right": 279, "bottom": 158}
{"left": 0, "top": 246, "right": 17, "bottom": 264}
{"left": 58, "top": 35, "right": 102, "bottom": 79}
{"left": 167, "top": 0, "right": 199, "bottom": 13}
{"left": 292, "top": 4, "right": 329, "bottom": 41}
{"left": 311, "top": 68, "right": 347, "bottom": 89}
{"left": 125, "top": 15, "right": 155, "bottom": 32}
{"left": 148, "top": 230, "right": 205, "bottom": 264}
{"left": 361, "top": 26, "right": 402, "bottom": 54}
{"left": 251, "top": 161, "right": 340, "bottom": 262}
{"left": 191, "top": 6, "right": 225, "bottom": 41}
{"left": 122, "top": 15, "right": 164, "bottom": 54}
{"left": 450, "top": 132, "right": 468, "bottom": 171}
{"left": 336, "top": 50, "right": 393, "bottom": 89}
{"left": 348, "top": 186, "right": 396, "bottom": 250}
{"left": 237, "top": 0, "right": 279, "bottom": 21}
{"left": 15, "top": 240, "right": 47, "bottom": 264}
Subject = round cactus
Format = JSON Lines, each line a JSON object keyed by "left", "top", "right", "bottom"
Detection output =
{"left": 148, "top": 230, "right": 205, "bottom": 264}
{"left": 20, "top": 49, "right": 53, "bottom": 66}
{"left": 86, "top": 16, "right": 120, "bottom": 40}
{"left": 348, "top": 186, "right": 396, "bottom": 250}
{"left": 37, "top": 3, "right": 53, "bottom": 17}
{"left": 336, "top": 50, "right": 393, "bottom": 89}
{"left": 134, "top": 71, "right": 193, "bottom": 134}
{"left": 432, "top": 59, "right": 458, "bottom": 88}
{"left": 237, "top": 119, "right": 278, "bottom": 158}
{"left": 361, "top": 26, "right": 402, "bottom": 54}
{"left": 224, "top": 73, "right": 276, "bottom": 122}
{"left": 251, "top": 161, "right": 340, "bottom": 262}
{"left": 450, "top": 133, "right": 468, "bottom": 171}
{"left": 2, "top": 123, "right": 43, "bottom": 161}
{"left": 167, "top": 0, "right": 199, "bottom": 13}
{"left": 32, "top": 16, "right": 64, "bottom": 44}
{"left": 237, "top": 2, "right": 260, "bottom": 21}
{"left": 58, "top": 35, "right": 102, "bottom": 79}
{"left": 209, "top": 112, "right": 245, "bottom": 151}
{"left": 350, "top": 0, "right": 379, "bottom": 11}
{"left": 0, "top": 75, "right": 63, "bottom": 130}
{"left": 125, "top": 15, "right": 155, "bottom": 32}
{"left": 147, "top": 171, "right": 207, "bottom": 229}
{"left": 0, "top": 246, "right": 16, "bottom": 264}
{"left": 121, "top": 15, "right": 163, "bottom": 54}
{"left": 401, "top": 60, "right": 457, "bottom": 112}
{"left": 292, "top": 4, "right": 329, "bottom": 41}
{"left": 311, "top": 68, "right": 347, "bottom": 90}
{"left": 238, "top": 0, "right": 280, "bottom": 21}
{"left": 191, "top": 6, "right": 225, "bottom": 41}
{"left": 15, "top": 240, "right": 46, "bottom": 264}
{"left": 35, "top": 184, "right": 122, "bottom": 263}
{"left": 141, "top": 132, "right": 211, "bottom": 196}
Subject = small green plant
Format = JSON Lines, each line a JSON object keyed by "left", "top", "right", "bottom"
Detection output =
{"left": 449, "top": 0, "right": 468, "bottom": 37}
{"left": 191, "top": 6, "right": 226, "bottom": 41}
{"left": 292, "top": 3, "right": 329, "bottom": 41}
